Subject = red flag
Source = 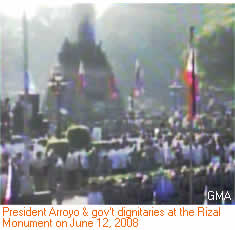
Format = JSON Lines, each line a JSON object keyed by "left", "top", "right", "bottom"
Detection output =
{"left": 77, "top": 61, "right": 87, "bottom": 94}
{"left": 108, "top": 75, "right": 119, "bottom": 100}
{"left": 183, "top": 48, "right": 199, "bottom": 120}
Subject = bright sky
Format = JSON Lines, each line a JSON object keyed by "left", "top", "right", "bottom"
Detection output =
{"left": 0, "top": 0, "right": 112, "bottom": 18}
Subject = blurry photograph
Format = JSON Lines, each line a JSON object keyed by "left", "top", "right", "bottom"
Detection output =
{"left": 0, "top": 2, "right": 234, "bottom": 205}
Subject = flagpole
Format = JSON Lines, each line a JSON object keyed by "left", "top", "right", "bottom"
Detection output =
{"left": 233, "top": 151, "right": 235, "bottom": 203}
{"left": 23, "top": 11, "right": 30, "bottom": 164}
{"left": 1, "top": 17, "right": 6, "bottom": 99}
{"left": 131, "top": 91, "right": 134, "bottom": 113}
{"left": 23, "top": 12, "right": 28, "bottom": 87}
{"left": 189, "top": 26, "right": 195, "bottom": 204}
{"left": 130, "top": 89, "right": 135, "bottom": 122}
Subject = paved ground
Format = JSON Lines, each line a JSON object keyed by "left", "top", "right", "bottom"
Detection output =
{"left": 62, "top": 195, "right": 88, "bottom": 205}
{"left": 52, "top": 195, "right": 88, "bottom": 205}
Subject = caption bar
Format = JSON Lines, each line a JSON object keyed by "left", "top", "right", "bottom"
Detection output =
{"left": 0, "top": 205, "right": 228, "bottom": 230}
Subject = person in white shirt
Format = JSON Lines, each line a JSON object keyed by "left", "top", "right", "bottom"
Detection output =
{"left": 156, "top": 142, "right": 165, "bottom": 165}
{"left": 118, "top": 145, "right": 132, "bottom": 172}
{"left": 163, "top": 141, "right": 172, "bottom": 166}
{"left": 182, "top": 140, "right": 191, "bottom": 163}
{"left": 193, "top": 143, "right": 203, "bottom": 166}
{"left": 65, "top": 152, "right": 78, "bottom": 190}
{"left": 55, "top": 157, "right": 65, "bottom": 186}
{"left": 75, "top": 149, "right": 88, "bottom": 170}
{"left": 31, "top": 151, "right": 45, "bottom": 191}
{"left": 109, "top": 145, "right": 120, "bottom": 173}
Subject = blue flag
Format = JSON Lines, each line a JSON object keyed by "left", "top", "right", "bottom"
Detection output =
{"left": 24, "top": 71, "right": 36, "bottom": 94}
{"left": 134, "top": 59, "right": 144, "bottom": 97}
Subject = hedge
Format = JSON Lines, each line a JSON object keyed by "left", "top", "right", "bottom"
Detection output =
{"left": 66, "top": 125, "right": 91, "bottom": 150}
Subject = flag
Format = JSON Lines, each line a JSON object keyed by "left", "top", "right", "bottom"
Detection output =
{"left": 3, "top": 160, "right": 12, "bottom": 204}
{"left": 183, "top": 48, "right": 199, "bottom": 120}
{"left": 24, "top": 71, "right": 36, "bottom": 94}
{"left": 77, "top": 61, "right": 87, "bottom": 94}
{"left": 108, "top": 75, "right": 119, "bottom": 100}
{"left": 24, "top": 71, "right": 29, "bottom": 94}
{"left": 133, "top": 59, "right": 144, "bottom": 97}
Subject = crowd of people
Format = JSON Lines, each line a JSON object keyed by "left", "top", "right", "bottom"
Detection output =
{"left": 87, "top": 163, "right": 234, "bottom": 205}
{"left": 0, "top": 98, "right": 235, "bottom": 204}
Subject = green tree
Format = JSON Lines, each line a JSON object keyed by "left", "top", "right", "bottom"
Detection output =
{"left": 196, "top": 4, "right": 234, "bottom": 90}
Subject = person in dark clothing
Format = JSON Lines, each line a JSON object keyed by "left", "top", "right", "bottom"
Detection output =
{"left": 100, "top": 155, "right": 112, "bottom": 176}
{"left": 102, "top": 180, "right": 115, "bottom": 204}
{"left": 13, "top": 99, "right": 24, "bottom": 135}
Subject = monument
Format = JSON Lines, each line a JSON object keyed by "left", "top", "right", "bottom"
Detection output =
{"left": 46, "top": 4, "right": 123, "bottom": 125}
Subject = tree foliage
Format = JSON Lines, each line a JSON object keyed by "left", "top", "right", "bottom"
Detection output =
{"left": 196, "top": 4, "right": 234, "bottom": 91}
{"left": 66, "top": 125, "right": 91, "bottom": 150}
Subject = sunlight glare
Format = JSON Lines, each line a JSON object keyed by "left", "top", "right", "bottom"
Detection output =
{"left": 0, "top": 1, "right": 112, "bottom": 18}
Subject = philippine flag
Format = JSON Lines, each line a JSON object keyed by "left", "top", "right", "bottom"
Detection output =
{"left": 77, "top": 61, "right": 87, "bottom": 94}
{"left": 183, "top": 48, "right": 199, "bottom": 120}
